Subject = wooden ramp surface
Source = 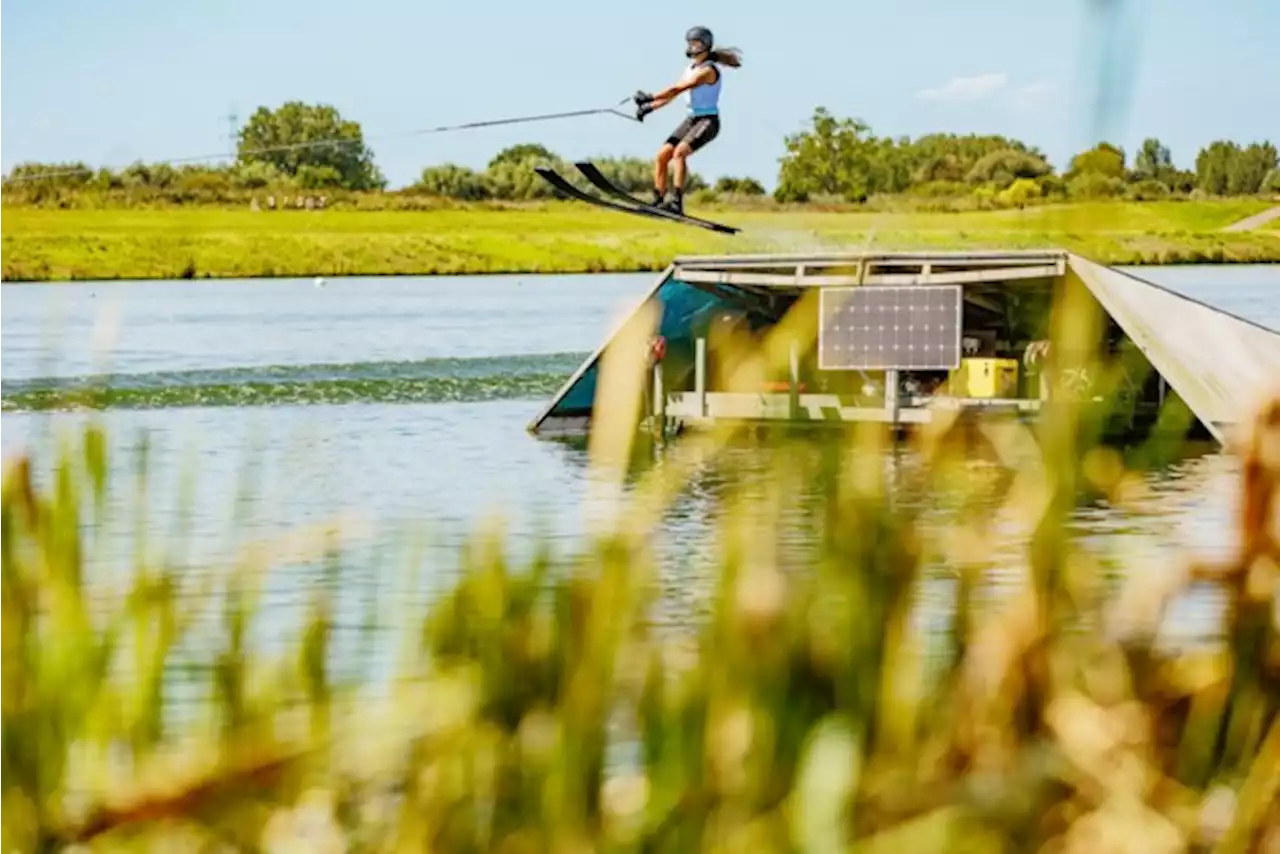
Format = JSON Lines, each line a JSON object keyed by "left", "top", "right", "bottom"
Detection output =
{"left": 1069, "top": 254, "right": 1280, "bottom": 444}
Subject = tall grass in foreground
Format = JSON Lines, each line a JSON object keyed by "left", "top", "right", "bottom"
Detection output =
{"left": 4, "top": 276, "right": 1279, "bottom": 853}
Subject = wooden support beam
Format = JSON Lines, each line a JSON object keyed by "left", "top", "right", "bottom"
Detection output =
{"left": 673, "top": 249, "right": 1067, "bottom": 269}
{"left": 652, "top": 361, "right": 665, "bottom": 434}
{"left": 886, "top": 369, "right": 900, "bottom": 425}
{"left": 680, "top": 278, "right": 776, "bottom": 321}
{"left": 695, "top": 337, "right": 708, "bottom": 418}
{"left": 964, "top": 293, "right": 1004, "bottom": 314}
{"left": 675, "top": 264, "right": 1061, "bottom": 290}
{"left": 664, "top": 392, "right": 937, "bottom": 425}
{"left": 681, "top": 277, "right": 755, "bottom": 305}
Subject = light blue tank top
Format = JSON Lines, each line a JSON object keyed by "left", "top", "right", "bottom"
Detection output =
{"left": 684, "top": 60, "right": 721, "bottom": 117}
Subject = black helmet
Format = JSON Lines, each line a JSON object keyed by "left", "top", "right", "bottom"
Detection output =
{"left": 685, "top": 26, "right": 713, "bottom": 57}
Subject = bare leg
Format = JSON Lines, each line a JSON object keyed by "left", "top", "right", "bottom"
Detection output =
{"left": 654, "top": 144, "right": 675, "bottom": 197}
{"left": 672, "top": 142, "right": 693, "bottom": 191}
{"left": 659, "top": 142, "right": 696, "bottom": 213}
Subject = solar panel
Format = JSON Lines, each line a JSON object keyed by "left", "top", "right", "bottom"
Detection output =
{"left": 818, "top": 285, "right": 962, "bottom": 371}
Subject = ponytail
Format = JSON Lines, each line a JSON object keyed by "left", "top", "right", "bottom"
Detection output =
{"left": 708, "top": 47, "right": 743, "bottom": 68}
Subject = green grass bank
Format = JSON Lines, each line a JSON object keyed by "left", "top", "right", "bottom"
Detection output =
{"left": 3, "top": 199, "right": 1278, "bottom": 282}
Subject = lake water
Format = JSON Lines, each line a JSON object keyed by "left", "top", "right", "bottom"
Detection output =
{"left": 2, "top": 265, "right": 1278, "bottom": 656}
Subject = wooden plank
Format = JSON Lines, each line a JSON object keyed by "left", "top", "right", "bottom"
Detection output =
{"left": 675, "top": 262, "right": 1058, "bottom": 277}
{"left": 675, "top": 264, "right": 1062, "bottom": 290}
{"left": 673, "top": 249, "right": 1067, "bottom": 268}
{"left": 1068, "top": 254, "right": 1280, "bottom": 444}
{"left": 709, "top": 393, "right": 793, "bottom": 420}
{"left": 863, "top": 264, "right": 1061, "bottom": 286}
{"left": 798, "top": 393, "right": 844, "bottom": 418}
{"left": 917, "top": 396, "right": 1043, "bottom": 413}
{"left": 665, "top": 392, "right": 933, "bottom": 424}
{"left": 677, "top": 269, "right": 864, "bottom": 288}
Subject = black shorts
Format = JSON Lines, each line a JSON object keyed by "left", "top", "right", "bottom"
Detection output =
{"left": 665, "top": 114, "right": 720, "bottom": 152}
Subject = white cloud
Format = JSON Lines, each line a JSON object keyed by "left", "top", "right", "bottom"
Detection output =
{"left": 1012, "top": 81, "right": 1056, "bottom": 112}
{"left": 915, "top": 72, "right": 1008, "bottom": 103}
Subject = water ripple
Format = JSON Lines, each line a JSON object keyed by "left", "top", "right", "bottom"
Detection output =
{"left": 1, "top": 352, "right": 588, "bottom": 411}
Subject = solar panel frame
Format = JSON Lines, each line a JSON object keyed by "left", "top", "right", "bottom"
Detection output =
{"left": 817, "top": 285, "right": 963, "bottom": 371}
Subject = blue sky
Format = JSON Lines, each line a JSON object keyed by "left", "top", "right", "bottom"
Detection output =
{"left": 3, "top": 0, "right": 1277, "bottom": 189}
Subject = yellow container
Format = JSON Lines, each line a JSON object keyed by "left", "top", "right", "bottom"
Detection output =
{"left": 950, "top": 357, "right": 1020, "bottom": 399}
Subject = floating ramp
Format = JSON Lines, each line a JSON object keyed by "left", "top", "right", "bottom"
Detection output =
{"left": 1067, "top": 255, "right": 1280, "bottom": 442}
{"left": 528, "top": 250, "right": 1280, "bottom": 448}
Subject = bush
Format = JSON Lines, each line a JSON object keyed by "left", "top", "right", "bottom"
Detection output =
{"left": 1126, "top": 178, "right": 1170, "bottom": 201}
{"left": 231, "top": 161, "right": 286, "bottom": 189}
{"left": 296, "top": 164, "right": 345, "bottom": 189}
{"left": 713, "top": 176, "right": 766, "bottom": 196}
{"left": 89, "top": 168, "right": 123, "bottom": 191}
{"left": 413, "top": 164, "right": 491, "bottom": 200}
{"left": 1038, "top": 174, "right": 1067, "bottom": 198}
{"left": 970, "top": 184, "right": 998, "bottom": 208}
{"left": 120, "top": 161, "right": 157, "bottom": 189}
{"left": 487, "top": 143, "right": 557, "bottom": 169}
{"left": 965, "top": 148, "right": 1052, "bottom": 188}
{"left": 688, "top": 188, "right": 720, "bottom": 206}
{"left": 773, "top": 183, "right": 808, "bottom": 203}
{"left": 484, "top": 157, "right": 563, "bottom": 200}
{"left": 996, "top": 177, "right": 1042, "bottom": 208}
{"left": 904, "top": 180, "right": 970, "bottom": 198}
{"left": 1067, "top": 172, "right": 1126, "bottom": 199}
{"left": 587, "top": 157, "right": 655, "bottom": 195}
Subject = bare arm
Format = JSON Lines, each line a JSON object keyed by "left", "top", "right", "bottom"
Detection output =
{"left": 645, "top": 65, "right": 716, "bottom": 111}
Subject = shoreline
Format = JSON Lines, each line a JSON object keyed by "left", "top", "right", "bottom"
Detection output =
{"left": 0, "top": 270, "right": 658, "bottom": 284}
{"left": 3, "top": 200, "right": 1278, "bottom": 283}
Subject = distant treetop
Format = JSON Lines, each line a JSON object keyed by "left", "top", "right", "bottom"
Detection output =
{"left": 237, "top": 101, "right": 385, "bottom": 192}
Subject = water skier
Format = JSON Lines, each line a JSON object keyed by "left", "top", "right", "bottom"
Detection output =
{"left": 632, "top": 26, "right": 742, "bottom": 215}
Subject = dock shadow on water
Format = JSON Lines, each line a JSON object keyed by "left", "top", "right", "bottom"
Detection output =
{"left": 3, "top": 277, "right": 1280, "bottom": 854}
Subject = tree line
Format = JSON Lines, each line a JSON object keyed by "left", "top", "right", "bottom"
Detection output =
{"left": 3, "top": 101, "right": 1276, "bottom": 207}
{"left": 774, "top": 107, "right": 1279, "bottom": 204}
